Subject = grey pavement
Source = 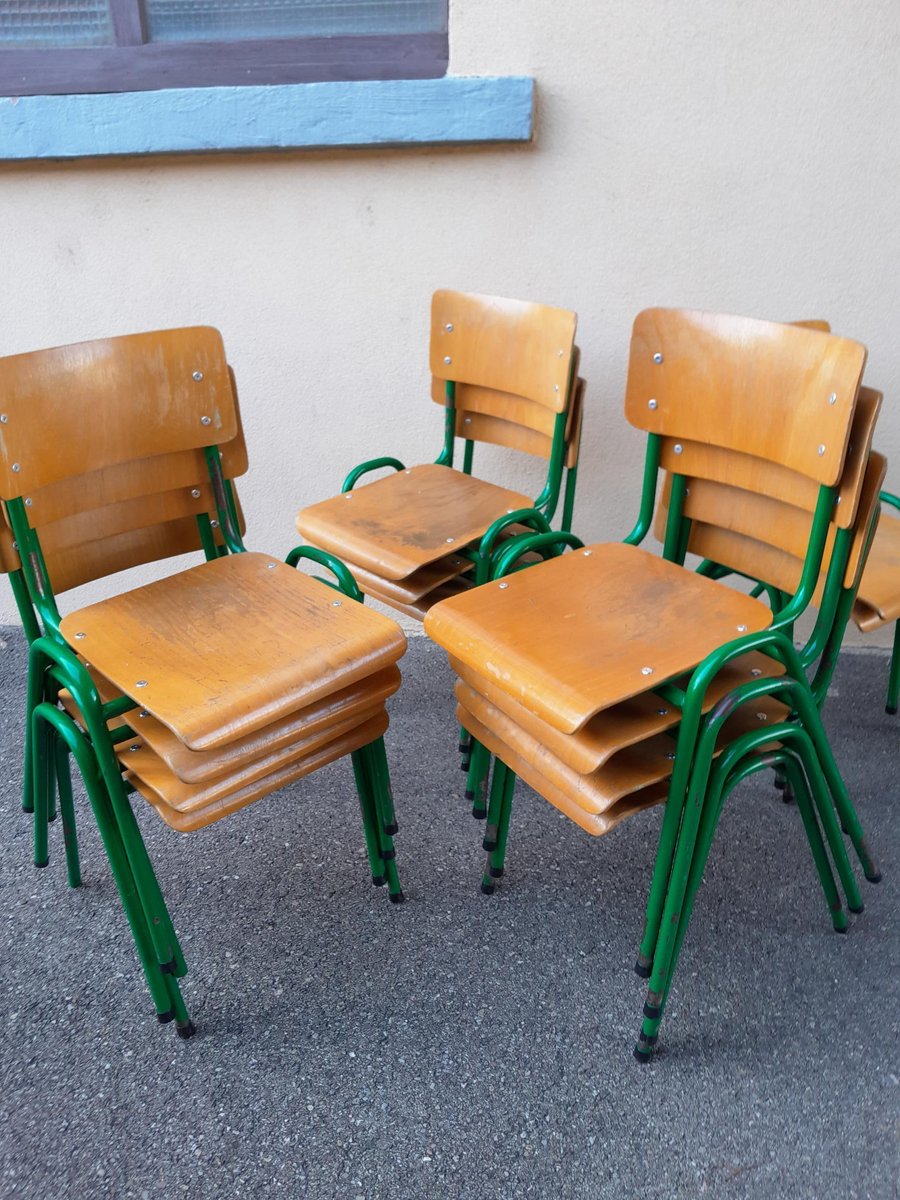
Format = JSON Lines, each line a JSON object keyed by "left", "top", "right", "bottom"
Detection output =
{"left": 0, "top": 629, "right": 897, "bottom": 1200}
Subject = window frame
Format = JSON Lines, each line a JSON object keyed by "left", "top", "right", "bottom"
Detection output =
{"left": 0, "top": 0, "right": 449, "bottom": 96}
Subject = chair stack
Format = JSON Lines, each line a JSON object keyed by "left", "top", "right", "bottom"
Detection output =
{"left": 296, "top": 290, "right": 585, "bottom": 620}
{"left": 425, "top": 309, "right": 883, "bottom": 1057}
{"left": 850, "top": 492, "right": 900, "bottom": 713}
{"left": 0, "top": 327, "right": 407, "bottom": 1037}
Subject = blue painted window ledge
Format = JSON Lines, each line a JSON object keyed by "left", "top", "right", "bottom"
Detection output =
{"left": 0, "top": 75, "right": 534, "bottom": 160}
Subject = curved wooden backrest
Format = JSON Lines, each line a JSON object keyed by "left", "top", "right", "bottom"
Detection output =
{"left": 430, "top": 290, "right": 577, "bottom": 412}
{"left": 681, "top": 451, "right": 886, "bottom": 601}
{"left": 449, "top": 376, "right": 587, "bottom": 466}
{"left": 625, "top": 309, "right": 866, "bottom": 485}
{"left": 0, "top": 326, "right": 236, "bottom": 499}
{"left": 658, "top": 387, "right": 881, "bottom": 531}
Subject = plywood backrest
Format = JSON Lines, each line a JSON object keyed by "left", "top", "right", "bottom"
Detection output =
{"left": 448, "top": 376, "right": 586, "bottom": 465}
{"left": 0, "top": 327, "right": 236, "bottom": 499}
{"left": 658, "top": 386, "right": 882, "bottom": 530}
{"left": 430, "top": 290, "right": 577, "bottom": 412}
{"left": 625, "top": 309, "right": 866, "bottom": 485}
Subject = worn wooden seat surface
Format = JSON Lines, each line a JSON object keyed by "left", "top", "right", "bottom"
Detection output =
{"left": 134, "top": 712, "right": 388, "bottom": 833}
{"left": 425, "top": 542, "right": 772, "bottom": 734}
{"left": 854, "top": 512, "right": 900, "bottom": 628}
{"left": 123, "top": 666, "right": 400, "bottom": 783}
{"left": 296, "top": 464, "right": 532, "bottom": 581}
{"left": 451, "top": 649, "right": 785, "bottom": 773}
{"left": 58, "top": 552, "right": 406, "bottom": 751}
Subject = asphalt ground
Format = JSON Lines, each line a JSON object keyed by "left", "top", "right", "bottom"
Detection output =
{"left": 0, "top": 631, "right": 897, "bottom": 1200}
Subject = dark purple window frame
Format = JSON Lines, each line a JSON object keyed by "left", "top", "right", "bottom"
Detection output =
{"left": 0, "top": 0, "right": 449, "bottom": 96}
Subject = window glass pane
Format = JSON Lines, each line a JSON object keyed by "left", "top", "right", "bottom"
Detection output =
{"left": 145, "top": 0, "right": 446, "bottom": 42}
{"left": 0, "top": 1, "right": 114, "bottom": 48}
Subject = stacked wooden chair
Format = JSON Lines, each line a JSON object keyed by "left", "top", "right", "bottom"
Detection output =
{"left": 296, "top": 289, "right": 585, "bottom": 621}
{"left": 0, "top": 327, "right": 407, "bottom": 1037}
{"left": 424, "top": 309, "right": 884, "bottom": 1060}
{"left": 851, "top": 489, "right": 900, "bottom": 713}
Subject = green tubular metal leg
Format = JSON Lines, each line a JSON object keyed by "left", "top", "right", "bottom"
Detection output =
{"left": 886, "top": 621, "right": 900, "bottom": 716}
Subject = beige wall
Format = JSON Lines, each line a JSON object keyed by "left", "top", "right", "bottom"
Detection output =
{"left": 0, "top": 0, "right": 898, "bottom": 642}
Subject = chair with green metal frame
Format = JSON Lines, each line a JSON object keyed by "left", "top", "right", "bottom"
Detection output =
{"left": 424, "top": 308, "right": 883, "bottom": 1059}
{"left": 295, "top": 289, "right": 583, "bottom": 620}
{"left": 0, "top": 327, "right": 407, "bottom": 1039}
{"left": 850, "top": 490, "right": 900, "bottom": 714}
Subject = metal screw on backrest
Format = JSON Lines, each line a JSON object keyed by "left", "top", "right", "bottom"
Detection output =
{"left": 210, "top": 519, "right": 219, "bottom": 528}
{"left": 0, "top": 414, "right": 7, "bottom": 423}
{"left": 445, "top": 324, "right": 453, "bottom": 332}
{"left": 657, "top": 707, "right": 667, "bottom": 716}
{"left": 24, "top": 498, "right": 32, "bottom": 507}
{"left": 201, "top": 415, "right": 212, "bottom": 426}
{"left": 139, "top": 710, "right": 149, "bottom": 718}
{"left": 648, "top": 399, "right": 657, "bottom": 410}
{"left": 11, "top": 463, "right": 20, "bottom": 472}
{"left": 193, "top": 371, "right": 203, "bottom": 381}
{"left": 673, "top": 445, "right": 683, "bottom": 456}
{"left": 818, "top": 445, "right": 826, "bottom": 456}
{"left": 444, "top": 356, "right": 452, "bottom": 365}
{"left": 653, "top": 353, "right": 664, "bottom": 364}
{"left": 553, "top": 385, "right": 560, "bottom": 393}
{"left": 191, "top": 488, "right": 201, "bottom": 498}
{"left": 641, "top": 666, "right": 654, "bottom": 676}
{"left": 828, "top": 393, "right": 837, "bottom": 405}
{"left": 665, "top": 750, "right": 676, "bottom": 760}
{"left": 464, "top": 418, "right": 472, "bottom": 425}
{"left": 135, "top": 680, "right": 148, "bottom": 688}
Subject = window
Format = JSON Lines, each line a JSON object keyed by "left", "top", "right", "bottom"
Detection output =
{"left": 0, "top": 0, "right": 448, "bottom": 96}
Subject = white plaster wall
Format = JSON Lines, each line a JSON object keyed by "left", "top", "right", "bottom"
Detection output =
{"left": 0, "top": 0, "right": 897, "bottom": 644}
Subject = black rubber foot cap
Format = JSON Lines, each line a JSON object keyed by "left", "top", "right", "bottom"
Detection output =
{"left": 774, "top": 778, "right": 786, "bottom": 791}
{"left": 482, "top": 839, "right": 497, "bottom": 853}
{"left": 848, "top": 903, "right": 864, "bottom": 914}
{"left": 465, "top": 789, "right": 475, "bottom": 802}
{"left": 458, "top": 741, "right": 469, "bottom": 754}
{"left": 389, "top": 891, "right": 405, "bottom": 905}
{"left": 633, "top": 1046, "right": 653, "bottom": 1063}
{"left": 175, "top": 1020, "right": 196, "bottom": 1040}
{"left": 460, "top": 760, "right": 471, "bottom": 773}
{"left": 886, "top": 705, "right": 898, "bottom": 716}
{"left": 47, "top": 812, "right": 58, "bottom": 823}
{"left": 472, "top": 808, "right": 487, "bottom": 821}
{"left": 643, "top": 1002, "right": 662, "bottom": 1020}
{"left": 34, "top": 859, "right": 49, "bottom": 869}
{"left": 866, "top": 871, "right": 882, "bottom": 884}
{"left": 481, "top": 881, "right": 495, "bottom": 895}
{"left": 372, "top": 874, "right": 387, "bottom": 887}
{"left": 156, "top": 1008, "right": 176, "bottom": 1024}
{"left": 488, "top": 865, "right": 504, "bottom": 879}
{"left": 383, "top": 822, "right": 398, "bottom": 836}
{"left": 160, "top": 958, "right": 177, "bottom": 976}
{"left": 634, "top": 959, "right": 651, "bottom": 979}
{"left": 835, "top": 925, "right": 848, "bottom": 934}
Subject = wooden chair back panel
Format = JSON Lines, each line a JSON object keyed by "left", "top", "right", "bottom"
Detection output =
{"left": 0, "top": 327, "right": 236, "bottom": 498}
{"left": 625, "top": 309, "right": 866, "bottom": 484}
{"left": 566, "top": 377, "right": 585, "bottom": 470}
{"left": 658, "top": 387, "right": 881, "bottom": 529}
{"left": 431, "top": 290, "right": 577, "bottom": 412}
{"left": 455, "top": 410, "right": 554, "bottom": 460}
{"left": 432, "top": 377, "right": 557, "bottom": 438}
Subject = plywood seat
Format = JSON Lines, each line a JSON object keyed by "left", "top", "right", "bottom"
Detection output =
{"left": 296, "top": 463, "right": 532, "bottom": 582}
{"left": 58, "top": 552, "right": 407, "bottom": 752}
{"left": 134, "top": 712, "right": 389, "bottom": 834}
{"left": 853, "top": 512, "right": 900, "bottom": 630}
{"left": 455, "top": 689, "right": 786, "bottom": 829}
{"left": 451, "top": 650, "right": 785, "bottom": 774}
{"left": 424, "top": 542, "right": 772, "bottom": 735}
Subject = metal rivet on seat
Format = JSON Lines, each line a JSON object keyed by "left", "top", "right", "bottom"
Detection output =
{"left": 191, "top": 488, "right": 201, "bottom": 498}
{"left": 756, "top": 712, "right": 768, "bottom": 722}
{"left": 817, "top": 444, "right": 826, "bottom": 456}
{"left": 445, "top": 323, "right": 453, "bottom": 332}
{"left": 24, "top": 497, "right": 32, "bottom": 507}
{"left": 446, "top": 537, "right": 454, "bottom": 544}
{"left": 192, "top": 371, "right": 204, "bottom": 382}
{"left": 129, "top": 744, "right": 140, "bottom": 753}
{"left": 641, "top": 666, "right": 654, "bottom": 676}
{"left": 345, "top": 491, "right": 353, "bottom": 497}
{"left": 737, "top": 624, "right": 747, "bottom": 632}
{"left": 657, "top": 707, "right": 668, "bottom": 716}
{"left": 200, "top": 415, "right": 212, "bottom": 426}
{"left": 750, "top": 667, "right": 762, "bottom": 677}
{"left": 648, "top": 399, "right": 657, "bottom": 410}
{"left": 499, "top": 582, "right": 509, "bottom": 590}
{"left": 464, "top": 417, "right": 472, "bottom": 425}
{"left": 653, "top": 352, "right": 664, "bottom": 364}
{"left": 11, "top": 463, "right": 20, "bottom": 472}
{"left": 404, "top": 469, "right": 411, "bottom": 475}
{"left": 135, "top": 680, "right": 148, "bottom": 688}
{"left": 673, "top": 445, "right": 683, "bottom": 456}
{"left": 266, "top": 563, "right": 276, "bottom": 570}
{"left": 828, "top": 392, "right": 837, "bottom": 405}
{"left": 139, "top": 710, "right": 149, "bottom": 718}
{"left": 332, "top": 600, "right": 342, "bottom": 607}
{"left": 444, "top": 356, "right": 452, "bottom": 365}
{"left": 74, "top": 631, "right": 86, "bottom": 639}
{"left": 664, "top": 750, "right": 676, "bottom": 760}
{"left": 210, "top": 519, "right": 219, "bottom": 529}
{"left": 583, "top": 550, "right": 592, "bottom": 556}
